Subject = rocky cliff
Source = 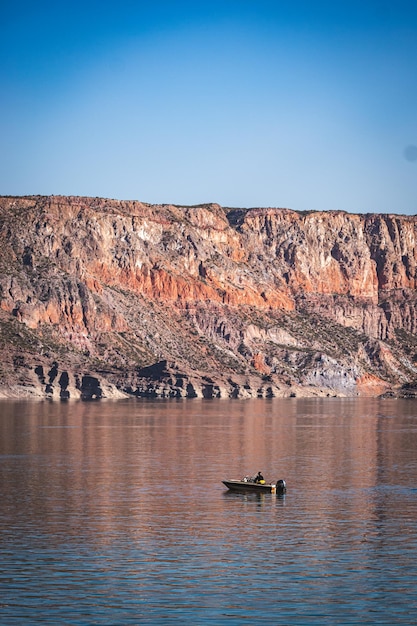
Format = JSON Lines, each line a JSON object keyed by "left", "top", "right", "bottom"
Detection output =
{"left": 1, "top": 195, "right": 416, "bottom": 399}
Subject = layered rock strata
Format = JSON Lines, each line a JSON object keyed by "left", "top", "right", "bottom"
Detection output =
{"left": 0, "top": 195, "right": 416, "bottom": 399}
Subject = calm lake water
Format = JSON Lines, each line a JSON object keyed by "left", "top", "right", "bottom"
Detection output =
{"left": 1, "top": 397, "right": 417, "bottom": 625}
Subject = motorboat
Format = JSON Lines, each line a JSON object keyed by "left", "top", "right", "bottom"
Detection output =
{"left": 222, "top": 477, "right": 286, "bottom": 495}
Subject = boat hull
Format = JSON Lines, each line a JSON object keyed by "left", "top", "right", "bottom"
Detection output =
{"left": 222, "top": 480, "right": 281, "bottom": 494}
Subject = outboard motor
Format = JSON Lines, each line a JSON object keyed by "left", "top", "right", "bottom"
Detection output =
{"left": 276, "top": 479, "right": 286, "bottom": 494}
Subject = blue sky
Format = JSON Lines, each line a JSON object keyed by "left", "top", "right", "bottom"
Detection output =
{"left": 1, "top": 0, "right": 417, "bottom": 213}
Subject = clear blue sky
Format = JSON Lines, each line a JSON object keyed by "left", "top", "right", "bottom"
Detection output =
{"left": 1, "top": 0, "right": 417, "bottom": 213}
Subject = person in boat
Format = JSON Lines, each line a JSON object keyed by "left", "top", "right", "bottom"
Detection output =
{"left": 254, "top": 471, "right": 265, "bottom": 484}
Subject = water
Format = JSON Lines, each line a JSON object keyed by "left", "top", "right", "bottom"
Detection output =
{"left": 1, "top": 397, "right": 417, "bottom": 624}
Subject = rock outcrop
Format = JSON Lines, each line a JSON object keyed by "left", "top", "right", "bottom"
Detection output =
{"left": 1, "top": 195, "right": 416, "bottom": 399}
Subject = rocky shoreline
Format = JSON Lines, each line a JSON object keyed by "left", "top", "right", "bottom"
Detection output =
{"left": 0, "top": 359, "right": 398, "bottom": 401}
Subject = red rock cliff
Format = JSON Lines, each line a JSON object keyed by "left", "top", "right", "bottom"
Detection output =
{"left": 0, "top": 195, "right": 416, "bottom": 399}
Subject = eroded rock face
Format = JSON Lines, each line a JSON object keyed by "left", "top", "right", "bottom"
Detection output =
{"left": 0, "top": 195, "right": 416, "bottom": 399}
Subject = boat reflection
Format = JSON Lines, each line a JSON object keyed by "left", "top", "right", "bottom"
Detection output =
{"left": 222, "top": 489, "right": 286, "bottom": 507}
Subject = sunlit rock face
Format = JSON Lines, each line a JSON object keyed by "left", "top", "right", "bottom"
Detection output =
{"left": 1, "top": 195, "right": 416, "bottom": 399}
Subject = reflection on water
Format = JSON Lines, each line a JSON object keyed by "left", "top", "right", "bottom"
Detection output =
{"left": 1, "top": 398, "right": 417, "bottom": 624}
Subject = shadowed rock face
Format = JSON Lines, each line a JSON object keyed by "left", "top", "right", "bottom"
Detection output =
{"left": 0, "top": 195, "right": 416, "bottom": 399}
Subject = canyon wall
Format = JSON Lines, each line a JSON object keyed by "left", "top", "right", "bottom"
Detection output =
{"left": 0, "top": 195, "right": 416, "bottom": 399}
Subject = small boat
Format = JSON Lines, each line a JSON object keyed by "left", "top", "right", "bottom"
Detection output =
{"left": 222, "top": 477, "right": 286, "bottom": 495}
